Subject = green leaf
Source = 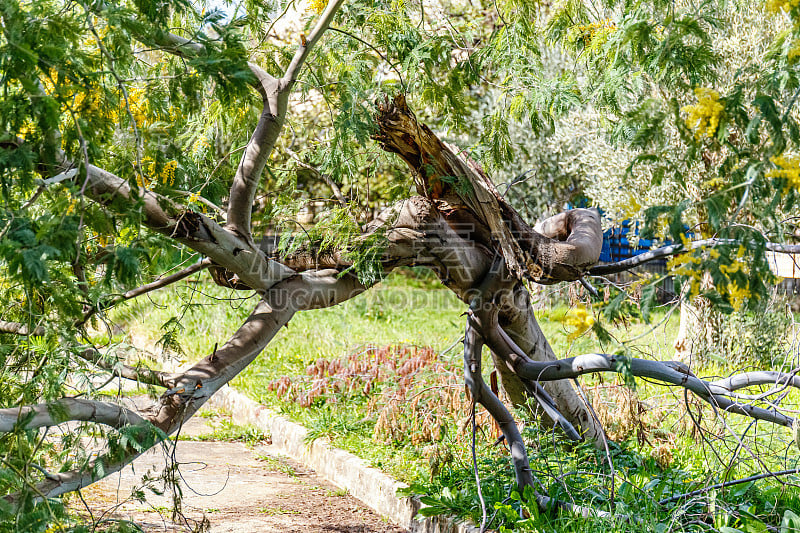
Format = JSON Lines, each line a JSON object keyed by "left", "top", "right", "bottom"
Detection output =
{"left": 602, "top": 291, "right": 626, "bottom": 322}
{"left": 782, "top": 510, "right": 800, "bottom": 533}
{"left": 612, "top": 350, "right": 636, "bottom": 389}
{"left": 640, "top": 283, "right": 658, "bottom": 323}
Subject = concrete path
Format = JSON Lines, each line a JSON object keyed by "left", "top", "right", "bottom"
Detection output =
{"left": 74, "top": 409, "right": 407, "bottom": 533}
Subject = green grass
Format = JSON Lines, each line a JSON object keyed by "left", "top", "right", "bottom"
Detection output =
{"left": 181, "top": 418, "right": 270, "bottom": 446}
{"left": 237, "top": 272, "right": 466, "bottom": 386}
{"left": 256, "top": 455, "right": 298, "bottom": 477}
{"left": 109, "top": 268, "right": 800, "bottom": 531}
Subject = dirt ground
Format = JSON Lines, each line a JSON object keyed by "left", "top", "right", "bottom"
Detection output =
{"left": 72, "top": 411, "right": 407, "bottom": 533}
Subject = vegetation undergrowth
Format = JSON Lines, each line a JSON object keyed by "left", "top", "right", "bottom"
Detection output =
{"left": 110, "top": 269, "right": 800, "bottom": 531}
{"left": 179, "top": 418, "right": 270, "bottom": 447}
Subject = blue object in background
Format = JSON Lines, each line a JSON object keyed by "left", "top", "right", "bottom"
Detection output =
{"left": 599, "top": 221, "right": 673, "bottom": 263}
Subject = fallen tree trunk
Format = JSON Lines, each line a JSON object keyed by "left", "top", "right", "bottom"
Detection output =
{"left": 372, "top": 95, "right": 604, "bottom": 440}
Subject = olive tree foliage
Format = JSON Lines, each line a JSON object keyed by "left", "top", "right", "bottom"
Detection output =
{"left": 1, "top": 0, "right": 800, "bottom": 530}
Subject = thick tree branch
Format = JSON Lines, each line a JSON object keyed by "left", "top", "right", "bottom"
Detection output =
{"left": 51, "top": 157, "right": 294, "bottom": 291}
{"left": 532, "top": 209, "right": 604, "bottom": 279}
{"left": 710, "top": 370, "right": 800, "bottom": 395}
{"left": 374, "top": 95, "right": 603, "bottom": 283}
{"left": 0, "top": 321, "right": 44, "bottom": 337}
{"left": 463, "top": 258, "right": 590, "bottom": 441}
{"left": 0, "top": 399, "right": 146, "bottom": 432}
{"left": 226, "top": 0, "right": 345, "bottom": 240}
{"left": 462, "top": 283, "right": 800, "bottom": 430}
{"left": 464, "top": 309, "right": 534, "bottom": 492}
{"left": 262, "top": 195, "right": 486, "bottom": 282}
{"left": 8, "top": 297, "right": 284, "bottom": 502}
{"left": 6, "top": 268, "right": 365, "bottom": 503}
{"left": 283, "top": 0, "right": 347, "bottom": 82}
{"left": 226, "top": 75, "right": 291, "bottom": 240}
{"left": 490, "top": 345, "right": 797, "bottom": 428}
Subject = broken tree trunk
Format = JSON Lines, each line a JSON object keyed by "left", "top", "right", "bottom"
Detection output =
{"left": 373, "top": 95, "right": 604, "bottom": 440}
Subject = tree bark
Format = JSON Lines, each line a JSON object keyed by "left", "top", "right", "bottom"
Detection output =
{"left": 371, "top": 95, "right": 603, "bottom": 438}
{"left": 494, "top": 281, "right": 603, "bottom": 439}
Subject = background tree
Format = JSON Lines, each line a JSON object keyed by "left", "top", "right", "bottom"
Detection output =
{"left": 1, "top": 0, "right": 800, "bottom": 531}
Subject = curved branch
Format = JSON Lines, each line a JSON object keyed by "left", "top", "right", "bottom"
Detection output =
{"left": 80, "top": 8, "right": 281, "bottom": 244}
{"left": 704, "top": 370, "right": 800, "bottom": 401}
{"left": 261, "top": 196, "right": 486, "bottom": 282}
{"left": 512, "top": 352, "right": 796, "bottom": 427}
{"left": 464, "top": 297, "right": 798, "bottom": 428}
{"left": 464, "top": 310, "right": 534, "bottom": 492}
{"left": 227, "top": 0, "right": 346, "bottom": 239}
{"left": 533, "top": 209, "right": 604, "bottom": 274}
{"left": 226, "top": 77, "right": 291, "bottom": 239}
{"left": 283, "top": 0, "right": 346, "bottom": 82}
{"left": 710, "top": 370, "right": 800, "bottom": 393}
{"left": 51, "top": 157, "right": 294, "bottom": 291}
{"left": 0, "top": 399, "right": 146, "bottom": 432}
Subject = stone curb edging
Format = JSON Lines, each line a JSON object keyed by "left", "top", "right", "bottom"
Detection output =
{"left": 205, "top": 385, "right": 481, "bottom": 533}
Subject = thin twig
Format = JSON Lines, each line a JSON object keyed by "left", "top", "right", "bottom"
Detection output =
{"left": 327, "top": 26, "right": 406, "bottom": 90}
{"left": 659, "top": 468, "right": 800, "bottom": 505}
